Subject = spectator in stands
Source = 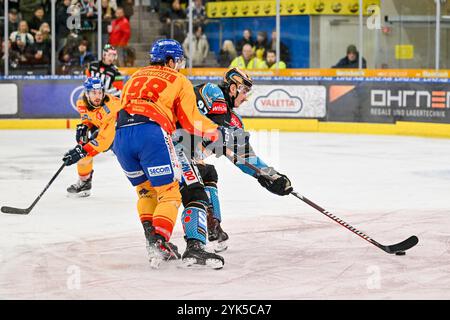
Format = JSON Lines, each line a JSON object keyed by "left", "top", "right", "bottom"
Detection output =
{"left": 56, "top": 0, "right": 72, "bottom": 52}
{"left": 10, "top": 34, "right": 32, "bottom": 67}
{"left": 102, "top": 0, "right": 117, "bottom": 46}
{"left": 118, "top": 0, "right": 135, "bottom": 20}
{"left": 72, "top": 39, "right": 95, "bottom": 68}
{"left": 236, "top": 29, "right": 254, "bottom": 56}
{"left": 333, "top": 44, "right": 367, "bottom": 69}
{"left": 0, "top": 8, "right": 20, "bottom": 36}
{"left": 182, "top": 24, "right": 209, "bottom": 67}
{"left": 108, "top": 7, "right": 131, "bottom": 66}
{"left": 230, "top": 43, "right": 267, "bottom": 69}
{"left": 268, "top": 30, "right": 290, "bottom": 66}
{"left": 159, "top": 0, "right": 187, "bottom": 44}
{"left": 26, "top": 30, "right": 51, "bottom": 65}
{"left": 217, "top": 39, "right": 237, "bottom": 68}
{"left": 20, "top": 0, "right": 44, "bottom": 22}
{"left": 186, "top": 0, "right": 206, "bottom": 26}
{"left": 264, "top": 49, "right": 286, "bottom": 69}
{"left": 10, "top": 21, "right": 35, "bottom": 47}
{"left": 57, "top": 47, "right": 75, "bottom": 74}
{"left": 253, "top": 31, "right": 269, "bottom": 61}
{"left": 149, "top": 0, "right": 161, "bottom": 13}
{"left": 0, "top": 38, "right": 13, "bottom": 72}
{"left": 29, "top": 7, "right": 48, "bottom": 36}
{"left": 38, "top": 22, "right": 51, "bottom": 45}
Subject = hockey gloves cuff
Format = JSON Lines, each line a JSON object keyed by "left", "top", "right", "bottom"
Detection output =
{"left": 63, "top": 144, "right": 88, "bottom": 166}
{"left": 257, "top": 167, "right": 293, "bottom": 196}
{"left": 75, "top": 124, "right": 89, "bottom": 145}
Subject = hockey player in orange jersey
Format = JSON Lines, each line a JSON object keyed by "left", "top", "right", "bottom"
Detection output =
{"left": 113, "top": 39, "right": 245, "bottom": 269}
{"left": 63, "top": 77, "right": 122, "bottom": 197}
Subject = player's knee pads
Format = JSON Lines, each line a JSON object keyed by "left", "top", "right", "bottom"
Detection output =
{"left": 205, "top": 185, "right": 221, "bottom": 222}
{"left": 154, "top": 181, "right": 182, "bottom": 209}
{"left": 198, "top": 163, "right": 218, "bottom": 185}
{"left": 182, "top": 204, "right": 207, "bottom": 244}
{"left": 136, "top": 181, "right": 158, "bottom": 223}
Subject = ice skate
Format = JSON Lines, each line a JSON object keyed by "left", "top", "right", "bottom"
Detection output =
{"left": 207, "top": 214, "right": 229, "bottom": 253}
{"left": 181, "top": 239, "right": 224, "bottom": 269}
{"left": 143, "top": 221, "right": 180, "bottom": 268}
{"left": 67, "top": 172, "right": 93, "bottom": 197}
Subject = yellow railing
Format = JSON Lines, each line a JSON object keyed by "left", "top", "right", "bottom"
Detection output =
{"left": 119, "top": 68, "right": 450, "bottom": 79}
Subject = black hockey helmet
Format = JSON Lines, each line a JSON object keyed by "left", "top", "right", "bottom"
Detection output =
{"left": 223, "top": 67, "right": 253, "bottom": 90}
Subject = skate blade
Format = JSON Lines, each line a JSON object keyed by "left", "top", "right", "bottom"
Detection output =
{"left": 149, "top": 257, "right": 163, "bottom": 269}
{"left": 179, "top": 257, "right": 224, "bottom": 270}
{"left": 212, "top": 240, "right": 228, "bottom": 253}
{"left": 66, "top": 191, "right": 91, "bottom": 198}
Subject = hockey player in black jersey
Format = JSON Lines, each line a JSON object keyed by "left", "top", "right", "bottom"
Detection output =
{"left": 175, "top": 68, "right": 293, "bottom": 256}
{"left": 85, "top": 44, "right": 123, "bottom": 97}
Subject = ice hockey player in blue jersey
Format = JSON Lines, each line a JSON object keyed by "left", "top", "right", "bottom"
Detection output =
{"left": 175, "top": 67, "right": 293, "bottom": 253}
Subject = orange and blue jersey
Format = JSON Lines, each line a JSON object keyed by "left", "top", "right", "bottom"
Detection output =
{"left": 120, "top": 65, "right": 218, "bottom": 136}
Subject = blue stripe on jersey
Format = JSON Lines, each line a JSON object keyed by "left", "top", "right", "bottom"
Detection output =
{"left": 235, "top": 156, "right": 269, "bottom": 177}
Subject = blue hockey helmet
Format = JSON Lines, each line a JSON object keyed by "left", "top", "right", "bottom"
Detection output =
{"left": 83, "top": 77, "right": 105, "bottom": 108}
{"left": 149, "top": 39, "right": 185, "bottom": 66}
{"left": 84, "top": 77, "right": 105, "bottom": 92}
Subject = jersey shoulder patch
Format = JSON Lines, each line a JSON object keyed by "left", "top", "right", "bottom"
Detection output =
{"left": 230, "top": 111, "right": 244, "bottom": 129}
{"left": 76, "top": 99, "right": 88, "bottom": 114}
{"left": 202, "top": 83, "right": 225, "bottom": 102}
{"left": 198, "top": 83, "right": 227, "bottom": 114}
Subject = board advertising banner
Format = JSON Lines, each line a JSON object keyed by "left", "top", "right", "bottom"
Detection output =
{"left": 237, "top": 85, "right": 327, "bottom": 118}
{"left": 327, "top": 83, "right": 450, "bottom": 124}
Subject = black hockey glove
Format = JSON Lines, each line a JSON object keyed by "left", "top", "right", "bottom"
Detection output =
{"left": 75, "top": 124, "right": 89, "bottom": 145}
{"left": 257, "top": 167, "right": 293, "bottom": 196}
{"left": 63, "top": 144, "right": 88, "bottom": 166}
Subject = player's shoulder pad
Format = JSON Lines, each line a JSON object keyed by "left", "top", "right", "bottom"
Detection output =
{"left": 202, "top": 83, "right": 225, "bottom": 102}
{"left": 105, "top": 94, "right": 122, "bottom": 113}
{"left": 76, "top": 98, "right": 88, "bottom": 114}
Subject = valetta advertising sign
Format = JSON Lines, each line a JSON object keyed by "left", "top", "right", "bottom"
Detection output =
{"left": 238, "top": 85, "right": 326, "bottom": 118}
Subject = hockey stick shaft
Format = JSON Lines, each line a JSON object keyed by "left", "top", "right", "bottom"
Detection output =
{"left": 1, "top": 163, "right": 66, "bottom": 215}
{"left": 225, "top": 149, "right": 387, "bottom": 250}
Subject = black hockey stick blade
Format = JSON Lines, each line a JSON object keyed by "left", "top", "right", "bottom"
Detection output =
{"left": 1, "top": 163, "right": 66, "bottom": 215}
{"left": 1, "top": 206, "right": 31, "bottom": 215}
{"left": 380, "top": 235, "right": 419, "bottom": 254}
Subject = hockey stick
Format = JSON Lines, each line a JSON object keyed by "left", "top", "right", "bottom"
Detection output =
{"left": 1, "top": 163, "right": 66, "bottom": 215}
{"left": 225, "top": 148, "right": 419, "bottom": 255}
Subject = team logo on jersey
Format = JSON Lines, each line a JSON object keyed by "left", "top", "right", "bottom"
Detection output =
{"left": 96, "top": 112, "right": 103, "bottom": 120}
{"left": 210, "top": 101, "right": 228, "bottom": 114}
{"left": 148, "top": 165, "right": 172, "bottom": 177}
{"left": 230, "top": 114, "right": 243, "bottom": 128}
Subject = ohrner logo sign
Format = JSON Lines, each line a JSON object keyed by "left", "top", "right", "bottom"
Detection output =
{"left": 254, "top": 89, "right": 303, "bottom": 113}
{"left": 371, "top": 90, "right": 450, "bottom": 109}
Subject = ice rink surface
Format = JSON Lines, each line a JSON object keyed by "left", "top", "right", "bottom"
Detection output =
{"left": 0, "top": 129, "right": 449, "bottom": 299}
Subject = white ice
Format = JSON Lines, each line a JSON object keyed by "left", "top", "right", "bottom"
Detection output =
{"left": 0, "top": 130, "right": 449, "bottom": 299}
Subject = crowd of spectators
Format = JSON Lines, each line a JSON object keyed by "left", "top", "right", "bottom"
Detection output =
{"left": 157, "top": 0, "right": 291, "bottom": 69}
{"left": 1, "top": 0, "right": 134, "bottom": 75}
{"left": 1, "top": 0, "right": 302, "bottom": 73}
{"left": 222, "top": 28, "right": 290, "bottom": 70}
